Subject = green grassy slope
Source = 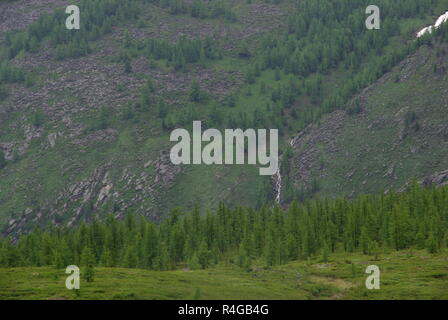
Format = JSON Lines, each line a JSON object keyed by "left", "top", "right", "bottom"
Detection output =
{"left": 1, "top": 250, "right": 447, "bottom": 300}
{"left": 0, "top": 0, "right": 286, "bottom": 232}
{"left": 286, "top": 41, "right": 448, "bottom": 200}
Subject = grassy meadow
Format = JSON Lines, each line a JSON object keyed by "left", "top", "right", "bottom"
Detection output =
{"left": 1, "top": 249, "right": 446, "bottom": 300}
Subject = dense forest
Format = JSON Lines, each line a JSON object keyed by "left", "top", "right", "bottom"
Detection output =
{"left": 1, "top": 182, "right": 447, "bottom": 271}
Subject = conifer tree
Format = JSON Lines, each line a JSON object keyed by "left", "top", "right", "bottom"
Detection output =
{"left": 81, "top": 247, "right": 95, "bottom": 282}
{"left": 0, "top": 150, "right": 6, "bottom": 169}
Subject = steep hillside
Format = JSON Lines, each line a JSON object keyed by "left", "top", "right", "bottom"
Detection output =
{"left": 284, "top": 40, "right": 448, "bottom": 201}
{"left": 0, "top": 0, "right": 284, "bottom": 233}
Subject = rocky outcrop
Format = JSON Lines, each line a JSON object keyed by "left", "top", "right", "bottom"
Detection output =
{"left": 422, "top": 170, "right": 448, "bottom": 187}
{"left": 0, "top": 0, "right": 67, "bottom": 36}
{"left": 2, "top": 147, "right": 185, "bottom": 235}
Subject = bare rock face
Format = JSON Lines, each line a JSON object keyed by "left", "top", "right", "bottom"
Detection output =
{"left": 422, "top": 170, "right": 448, "bottom": 187}
{"left": 72, "top": 128, "right": 118, "bottom": 146}
{"left": 153, "top": 149, "right": 182, "bottom": 185}
{"left": 0, "top": 142, "right": 15, "bottom": 160}
{"left": 0, "top": 0, "right": 67, "bottom": 35}
{"left": 2, "top": 147, "right": 185, "bottom": 235}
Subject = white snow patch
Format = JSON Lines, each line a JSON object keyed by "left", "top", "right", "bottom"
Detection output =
{"left": 435, "top": 11, "right": 448, "bottom": 28}
{"left": 417, "top": 26, "right": 433, "bottom": 38}
{"left": 417, "top": 11, "right": 448, "bottom": 38}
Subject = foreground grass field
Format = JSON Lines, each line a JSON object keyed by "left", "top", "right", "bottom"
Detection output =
{"left": 1, "top": 250, "right": 447, "bottom": 300}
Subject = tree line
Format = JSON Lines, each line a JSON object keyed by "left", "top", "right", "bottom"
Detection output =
{"left": 1, "top": 181, "right": 447, "bottom": 270}
{"left": 120, "top": 35, "right": 223, "bottom": 72}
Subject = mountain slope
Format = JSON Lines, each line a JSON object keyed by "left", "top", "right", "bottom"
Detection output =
{"left": 285, "top": 40, "right": 448, "bottom": 201}
{"left": 1, "top": 0, "right": 448, "bottom": 234}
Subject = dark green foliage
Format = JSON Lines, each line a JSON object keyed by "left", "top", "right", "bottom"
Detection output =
{"left": 81, "top": 247, "right": 95, "bottom": 282}
{"left": 0, "top": 62, "right": 26, "bottom": 85}
{"left": 238, "top": 44, "right": 251, "bottom": 59}
{"left": 404, "top": 110, "right": 420, "bottom": 133}
{"left": 55, "top": 39, "right": 92, "bottom": 61}
{"left": 322, "top": 242, "right": 329, "bottom": 263}
{"left": 347, "top": 98, "right": 362, "bottom": 115}
{"left": 145, "top": 0, "right": 237, "bottom": 21}
{"left": 426, "top": 232, "right": 438, "bottom": 254}
{"left": 145, "top": 36, "right": 222, "bottom": 70}
{"left": 223, "top": 94, "right": 237, "bottom": 108}
{"left": 0, "top": 85, "right": 8, "bottom": 101}
{"left": 121, "top": 104, "right": 135, "bottom": 120}
{"left": 1, "top": 183, "right": 447, "bottom": 270}
{"left": 0, "top": 0, "right": 142, "bottom": 91}
{"left": 189, "top": 80, "right": 207, "bottom": 103}
{"left": 264, "top": 0, "right": 429, "bottom": 76}
{"left": 124, "top": 57, "right": 132, "bottom": 73}
{"left": 243, "top": 0, "right": 443, "bottom": 130}
{"left": 85, "top": 107, "right": 112, "bottom": 132}
{"left": 31, "top": 111, "right": 46, "bottom": 128}
{"left": 2, "top": 0, "right": 140, "bottom": 61}
{"left": 0, "top": 150, "right": 6, "bottom": 169}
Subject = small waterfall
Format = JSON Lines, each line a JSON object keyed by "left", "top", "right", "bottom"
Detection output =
{"left": 273, "top": 165, "right": 282, "bottom": 204}
{"left": 272, "top": 138, "right": 296, "bottom": 204}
